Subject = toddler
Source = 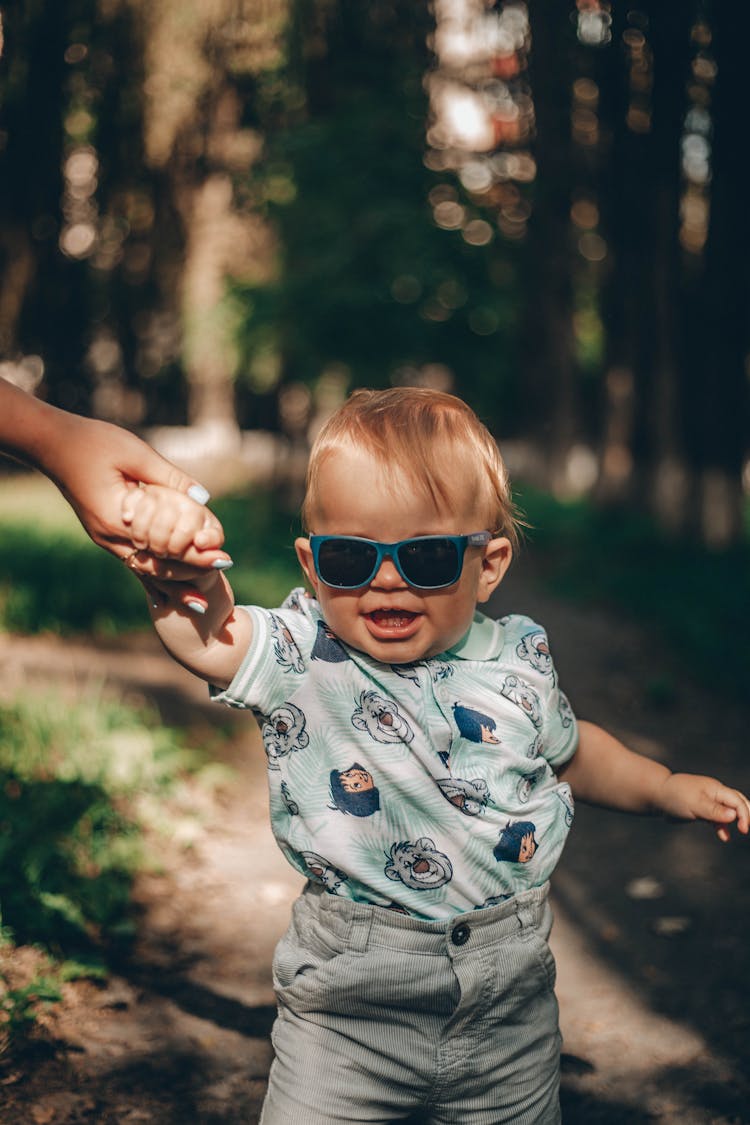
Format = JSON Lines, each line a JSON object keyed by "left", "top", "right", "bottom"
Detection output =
{"left": 123, "top": 388, "right": 749, "bottom": 1125}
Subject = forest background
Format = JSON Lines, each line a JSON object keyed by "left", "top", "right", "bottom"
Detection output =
{"left": 2, "top": 0, "right": 749, "bottom": 689}
{"left": 1, "top": 1, "right": 750, "bottom": 1102}
{"left": 1, "top": 0, "right": 749, "bottom": 541}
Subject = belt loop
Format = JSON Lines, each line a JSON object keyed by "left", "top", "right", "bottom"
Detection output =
{"left": 348, "top": 905, "right": 374, "bottom": 952}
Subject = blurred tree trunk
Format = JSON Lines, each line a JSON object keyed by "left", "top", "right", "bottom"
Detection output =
{"left": 0, "top": 0, "right": 93, "bottom": 411}
{"left": 682, "top": 6, "right": 749, "bottom": 548}
{"left": 643, "top": 0, "right": 690, "bottom": 535}
{"left": 131, "top": 0, "right": 284, "bottom": 436}
{"left": 596, "top": 12, "right": 643, "bottom": 506}
{"left": 522, "top": 0, "right": 579, "bottom": 496}
{"left": 596, "top": 1, "right": 691, "bottom": 532}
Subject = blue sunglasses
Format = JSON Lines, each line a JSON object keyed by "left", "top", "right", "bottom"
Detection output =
{"left": 309, "top": 532, "right": 492, "bottom": 590}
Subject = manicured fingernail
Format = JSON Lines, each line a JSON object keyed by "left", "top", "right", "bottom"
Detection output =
{"left": 212, "top": 558, "right": 234, "bottom": 570}
{"left": 186, "top": 600, "right": 207, "bottom": 615}
{"left": 188, "top": 484, "right": 211, "bottom": 505}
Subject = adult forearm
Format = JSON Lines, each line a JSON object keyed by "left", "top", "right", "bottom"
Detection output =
{"left": 0, "top": 380, "right": 66, "bottom": 472}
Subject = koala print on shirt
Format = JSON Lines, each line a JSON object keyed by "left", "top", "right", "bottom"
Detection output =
{"left": 558, "top": 692, "right": 575, "bottom": 728}
{"left": 385, "top": 837, "right": 453, "bottom": 890}
{"left": 269, "top": 614, "right": 304, "bottom": 674}
{"left": 393, "top": 659, "right": 454, "bottom": 685}
{"left": 352, "top": 690, "right": 414, "bottom": 744}
{"left": 300, "top": 851, "right": 349, "bottom": 893}
{"left": 437, "top": 776, "right": 490, "bottom": 817}
{"left": 516, "top": 630, "right": 554, "bottom": 678}
{"left": 500, "top": 674, "right": 543, "bottom": 729}
{"left": 516, "top": 764, "right": 547, "bottom": 804}
{"left": 261, "top": 702, "right": 309, "bottom": 767}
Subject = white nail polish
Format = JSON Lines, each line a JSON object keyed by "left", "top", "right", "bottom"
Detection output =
{"left": 187, "top": 484, "right": 211, "bottom": 505}
{"left": 186, "top": 600, "right": 207, "bottom": 615}
{"left": 212, "top": 558, "right": 234, "bottom": 570}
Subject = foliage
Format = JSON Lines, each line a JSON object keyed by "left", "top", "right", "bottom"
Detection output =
{"left": 0, "top": 687, "right": 206, "bottom": 957}
{"left": 236, "top": 4, "right": 523, "bottom": 430}
{"left": 517, "top": 485, "right": 750, "bottom": 699}
{"left": 0, "top": 967, "right": 62, "bottom": 1051}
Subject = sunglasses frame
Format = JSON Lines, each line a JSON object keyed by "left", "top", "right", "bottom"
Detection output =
{"left": 308, "top": 531, "right": 492, "bottom": 590}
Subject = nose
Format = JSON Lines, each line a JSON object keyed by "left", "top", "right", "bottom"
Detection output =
{"left": 370, "top": 553, "right": 406, "bottom": 588}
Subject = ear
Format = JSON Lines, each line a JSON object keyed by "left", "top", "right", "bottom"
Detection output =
{"left": 294, "top": 536, "right": 319, "bottom": 594}
{"left": 476, "top": 536, "right": 512, "bottom": 604}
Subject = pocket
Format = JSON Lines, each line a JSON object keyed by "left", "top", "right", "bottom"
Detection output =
{"left": 489, "top": 926, "right": 558, "bottom": 1017}
{"left": 526, "top": 927, "right": 557, "bottom": 992}
{"left": 272, "top": 902, "right": 348, "bottom": 1009}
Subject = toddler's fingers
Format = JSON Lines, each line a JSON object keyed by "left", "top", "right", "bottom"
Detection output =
{"left": 160, "top": 511, "right": 215, "bottom": 559}
{"left": 121, "top": 484, "right": 146, "bottom": 526}
{"left": 126, "top": 554, "right": 230, "bottom": 584}
{"left": 710, "top": 787, "right": 750, "bottom": 841}
{"left": 194, "top": 510, "right": 225, "bottom": 550}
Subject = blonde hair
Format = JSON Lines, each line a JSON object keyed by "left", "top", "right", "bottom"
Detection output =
{"left": 302, "top": 387, "right": 521, "bottom": 549}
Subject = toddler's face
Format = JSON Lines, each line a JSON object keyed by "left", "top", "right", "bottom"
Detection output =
{"left": 295, "top": 446, "right": 511, "bottom": 663}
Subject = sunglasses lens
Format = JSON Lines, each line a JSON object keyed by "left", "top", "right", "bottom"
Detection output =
{"left": 317, "top": 538, "right": 378, "bottom": 587}
{"left": 398, "top": 538, "right": 460, "bottom": 588}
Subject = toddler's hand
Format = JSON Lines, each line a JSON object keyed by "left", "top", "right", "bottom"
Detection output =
{"left": 658, "top": 772, "right": 750, "bottom": 842}
{"left": 122, "top": 483, "right": 227, "bottom": 559}
{"left": 121, "top": 484, "right": 233, "bottom": 615}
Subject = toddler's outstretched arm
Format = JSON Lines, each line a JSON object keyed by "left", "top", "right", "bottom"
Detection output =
{"left": 559, "top": 721, "right": 750, "bottom": 842}
{"left": 121, "top": 484, "right": 252, "bottom": 689}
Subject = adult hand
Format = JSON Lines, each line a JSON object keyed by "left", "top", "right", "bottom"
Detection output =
{"left": 0, "top": 380, "right": 231, "bottom": 571}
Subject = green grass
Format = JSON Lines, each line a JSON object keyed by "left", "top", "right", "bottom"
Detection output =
{"left": 0, "top": 687, "right": 210, "bottom": 958}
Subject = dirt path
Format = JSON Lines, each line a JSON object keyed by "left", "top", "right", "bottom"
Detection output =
{"left": 1, "top": 570, "right": 749, "bottom": 1124}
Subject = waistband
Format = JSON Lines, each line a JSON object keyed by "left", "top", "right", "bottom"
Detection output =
{"left": 296, "top": 881, "right": 552, "bottom": 955}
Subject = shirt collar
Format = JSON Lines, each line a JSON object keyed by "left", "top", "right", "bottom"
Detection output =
{"left": 446, "top": 611, "right": 505, "bottom": 661}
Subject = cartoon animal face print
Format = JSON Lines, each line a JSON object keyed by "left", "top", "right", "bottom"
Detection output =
{"left": 516, "top": 630, "right": 554, "bottom": 677}
{"left": 526, "top": 734, "right": 543, "bottom": 759}
{"left": 280, "top": 780, "right": 299, "bottom": 816}
{"left": 385, "top": 838, "right": 453, "bottom": 890}
{"left": 300, "top": 852, "right": 348, "bottom": 893}
{"left": 311, "top": 621, "right": 350, "bottom": 663}
{"left": 437, "top": 777, "right": 490, "bottom": 817}
{"left": 516, "top": 764, "right": 547, "bottom": 804}
{"left": 493, "top": 820, "right": 539, "bottom": 864}
{"left": 352, "top": 691, "right": 414, "bottom": 744}
{"left": 393, "top": 659, "right": 455, "bottom": 685}
{"left": 500, "top": 675, "right": 542, "bottom": 729}
{"left": 261, "top": 702, "right": 309, "bottom": 767}
{"left": 558, "top": 692, "right": 574, "bottom": 728}
{"left": 329, "top": 763, "right": 381, "bottom": 817}
{"left": 452, "top": 703, "right": 501, "bottom": 745}
{"left": 281, "top": 589, "right": 308, "bottom": 614}
{"left": 270, "top": 614, "right": 304, "bottom": 674}
{"left": 556, "top": 783, "right": 575, "bottom": 826}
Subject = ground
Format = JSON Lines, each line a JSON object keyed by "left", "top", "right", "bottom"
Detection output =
{"left": 1, "top": 563, "right": 749, "bottom": 1124}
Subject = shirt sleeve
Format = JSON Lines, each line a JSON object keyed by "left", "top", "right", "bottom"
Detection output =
{"left": 542, "top": 682, "right": 579, "bottom": 768}
{"left": 209, "top": 592, "right": 315, "bottom": 713}
{"left": 506, "top": 615, "right": 579, "bottom": 769}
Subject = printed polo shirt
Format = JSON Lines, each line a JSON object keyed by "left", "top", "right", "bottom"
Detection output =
{"left": 211, "top": 588, "right": 578, "bottom": 919}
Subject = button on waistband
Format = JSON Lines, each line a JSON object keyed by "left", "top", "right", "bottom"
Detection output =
{"left": 451, "top": 923, "right": 471, "bottom": 946}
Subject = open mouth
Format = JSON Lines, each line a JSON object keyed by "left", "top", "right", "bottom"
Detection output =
{"left": 365, "top": 609, "right": 422, "bottom": 638}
